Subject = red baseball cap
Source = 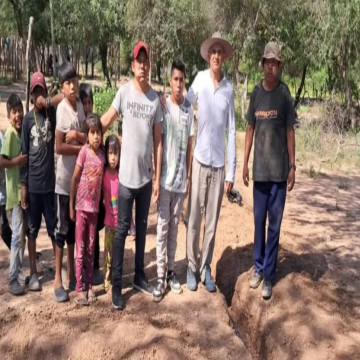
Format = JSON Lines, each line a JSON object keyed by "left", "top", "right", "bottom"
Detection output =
{"left": 30, "top": 71, "right": 47, "bottom": 93}
{"left": 133, "top": 41, "right": 149, "bottom": 60}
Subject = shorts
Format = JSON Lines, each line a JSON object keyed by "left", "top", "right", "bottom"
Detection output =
{"left": 55, "top": 194, "right": 75, "bottom": 249}
{"left": 27, "top": 192, "right": 55, "bottom": 242}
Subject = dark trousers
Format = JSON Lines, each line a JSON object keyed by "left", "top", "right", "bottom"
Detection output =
{"left": 0, "top": 205, "right": 12, "bottom": 250}
{"left": 112, "top": 181, "right": 152, "bottom": 291}
{"left": 253, "top": 181, "right": 287, "bottom": 282}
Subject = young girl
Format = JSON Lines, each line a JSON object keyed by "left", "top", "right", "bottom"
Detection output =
{"left": 102, "top": 135, "right": 120, "bottom": 293}
{"left": 70, "top": 113, "right": 105, "bottom": 305}
{"left": 79, "top": 83, "right": 104, "bottom": 286}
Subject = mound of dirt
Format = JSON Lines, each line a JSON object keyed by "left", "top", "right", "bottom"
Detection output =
{"left": 229, "top": 245, "right": 360, "bottom": 360}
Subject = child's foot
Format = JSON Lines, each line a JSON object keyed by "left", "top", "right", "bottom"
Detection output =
{"left": 76, "top": 291, "right": 89, "bottom": 306}
{"left": 29, "top": 273, "right": 41, "bottom": 291}
{"left": 167, "top": 271, "right": 182, "bottom": 294}
{"left": 87, "top": 289, "right": 97, "bottom": 304}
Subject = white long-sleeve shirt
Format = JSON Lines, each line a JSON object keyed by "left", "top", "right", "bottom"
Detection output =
{"left": 186, "top": 69, "right": 236, "bottom": 183}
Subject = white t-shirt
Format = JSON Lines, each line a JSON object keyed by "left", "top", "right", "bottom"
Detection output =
{"left": 55, "top": 98, "right": 86, "bottom": 195}
{"left": 160, "top": 97, "right": 194, "bottom": 193}
{"left": 111, "top": 81, "right": 163, "bottom": 189}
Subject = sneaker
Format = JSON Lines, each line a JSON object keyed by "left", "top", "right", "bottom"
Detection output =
{"left": 9, "top": 279, "right": 24, "bottom": 296}
{"left": 92, "top": 269, "right": 103, "bottom": 286}
{"left": 186, "top": 266, "right": 197, "bottom": 291}
{"left": 29, "top": 273, "right": 41, "bottom": 291}
{"left": 54, "top": 286, "right": 69, "bottom": 303}
{"left": 133, "top": 273, "right": 153, "bottom": 295}
{"left": 153, "top": 278, "right": 165, "bottom": 303}
{"left": 249, "top": 271, "right": 263, "bottom": 289}
{"left": 167, "top": 271, "right": 182, "bottom": 294}
{"left": 112, "top": 288, "right": 125, "bottom": 310}
{"left": 203, "top": 265, "right": 216, "bottom": 293}
{"left": 262, "top": 280, "right": 272, "bottom": 299}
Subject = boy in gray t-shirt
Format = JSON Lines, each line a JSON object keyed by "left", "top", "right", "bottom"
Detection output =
{"left": 101, "top": 41, "right": 163, "bottom": 310}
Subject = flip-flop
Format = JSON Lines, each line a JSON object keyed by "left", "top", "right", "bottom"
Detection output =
{"left": 75, "top": 296, "right": 89, "bottom": 306}
{"left": 54, "top": 286, "right": 69, "bottom": 303}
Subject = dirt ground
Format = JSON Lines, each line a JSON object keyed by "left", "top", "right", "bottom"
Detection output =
{"left": 0, "top": 82, "right": 360, "bottom": 360}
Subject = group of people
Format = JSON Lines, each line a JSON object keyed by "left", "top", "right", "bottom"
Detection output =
{"left": 0, "top": 31, "right": 295, "bottom": 309}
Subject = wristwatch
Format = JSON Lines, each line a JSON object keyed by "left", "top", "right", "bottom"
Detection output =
{"left": 290, "top": 164, "right": 296, "bottom": 171}
{"left": 46, "top": 97, "right": 51, "bottom": 109}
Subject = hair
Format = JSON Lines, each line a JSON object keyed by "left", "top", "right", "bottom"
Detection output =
{"left": 79, "top": 83, "right": 93, "bottom": 103}
{"left": 105, "top": 134, "right": 121, "bottom": 169}
{"left": 6, "top": 93, "right": 23, "bottom": 117}
{"left": 85, "top": 113, "right": 103, "bottom": 139}
{"left": 171, "top": 59, "right": 186, "bottom": 77}
{"left": 58, "top": 61, "right": 77, "bottom": 85}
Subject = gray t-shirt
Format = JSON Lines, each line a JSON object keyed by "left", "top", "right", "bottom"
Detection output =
{"left": 111, "top": 81, "right": 163, "bottom": 189}
{"left": 161, "top": 97, "right": 194, "bottom": 193}
{"left": 0, "top": 132, "right": 7, "bottom": 206}
{"left": 55, "top": 98, "right": 86, "bottom": 195}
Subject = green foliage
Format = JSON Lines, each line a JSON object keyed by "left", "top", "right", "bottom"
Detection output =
{"left": 93, "top": 81, "right": 117, "bottom": 116}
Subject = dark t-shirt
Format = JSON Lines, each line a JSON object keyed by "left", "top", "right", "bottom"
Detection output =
{"left": 246, "top": 81, "right": 295, "bottom": 182}
{"left": 21, "top": 106, "right": 56, "bottom": 193}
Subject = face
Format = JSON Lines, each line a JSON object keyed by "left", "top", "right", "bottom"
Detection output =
{"left": 82, "top": 96, "right": 93, "bottom": 116}
{"left": 8, "top": 105, "right": 23, "bottom": 131}
{"left": 88, "top": 125, "right": 102, "bottom": 150}
{"left": 61, "top": 77, "right": 78, "bottom": 103}
{"left": 263, "top": 58, "right": 280, "bottom": 83}
{"left": 131, "top": 51, "right": 149, "bottom": 83}
{"left": 170, "top": 69, "right": 185, "bottom": 101}
{"left": 31, "top": 85, "right": 47, "bottom": 108}
{"left": 208, "top": 44, "right": 225, "bottom": 73}
{"left": 107, "top": 147, "right": 120, "bottom": 170}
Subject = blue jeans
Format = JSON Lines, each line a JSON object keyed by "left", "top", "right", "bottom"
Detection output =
{"left": 253, "top": 181, "right": 287, "bottom": 282}
{"left": 9, "top": 205, "right": 26, "bottom": 282}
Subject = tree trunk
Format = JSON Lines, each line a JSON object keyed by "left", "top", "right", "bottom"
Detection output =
{"left": 232, "top": 55, "right": 240, "bottom": 90}
{"left": 294, "top": 64, "right": 308, "bottom": 109}
{"left": 91, "top": 47, "right": 95, "bottom": 78}
{"left": 149, "top": 48, "right": 152, "bottom": 85}
{"left": 99, "top": 39, "right": 111, "bottom": 87}
{"left": 241, "top": 74, "right": 248, "bottom": 119}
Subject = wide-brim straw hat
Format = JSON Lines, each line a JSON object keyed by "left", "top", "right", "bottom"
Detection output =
{"left": 200, "top": 32, "right": 233, "bottom": 62}
{"left": 259, "top": 41, "right": 284, "bottom": 67}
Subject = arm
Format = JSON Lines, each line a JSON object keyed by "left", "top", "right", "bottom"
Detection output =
{"left": 287, "top": 125, "right": 296, "bottom": 192}
{"left": 153, "top": 122, "right": 162, "bottom": 203}
{"left": 101, "top": 107, "right": 118, "bottom": 133}
{"left": 185, "top": 72, "right": 200, "bottom": 106}
{"left": 69, "top": 164, "right": 82, "bottom": 221}
{"left": 56, "top": 130, "right": 82, "bottom": 156}
{"left": 20, "top": 119, "right": 29, "bottom": 187}
{"left": 35, "top": 92, "right": 64, "bottom": 110}
{"left": 226, "top": 93, "right": 236, "bottom": 191}
{"left": 0, "top": 155, "right": 25, "bottom": 169}
{"left": 243, "top": 124, "right": 254, "bottom": 187}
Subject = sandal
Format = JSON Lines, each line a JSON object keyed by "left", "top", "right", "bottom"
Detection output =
{"left": 75, "top": 292, "right": 89, "bottom": 306}
{"left": 87, "top": 290, "right": 97, "bottom": 304}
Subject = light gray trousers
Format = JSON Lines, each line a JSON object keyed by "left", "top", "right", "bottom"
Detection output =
{"left": 186, "top": 158, "right": 224, "bottom": 281}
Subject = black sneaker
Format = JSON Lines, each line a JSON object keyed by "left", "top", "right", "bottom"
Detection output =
{"left": 112, "top": 288, "right": 125, "bottom": 310}
{"left": 167, "top": 271, "right": 182, "bottom": 294}
{"left": 133, "top": 273, "right": 153, "bottom": 295}
{"left": 153, "top": 278, "right": 165, "bottom": 303}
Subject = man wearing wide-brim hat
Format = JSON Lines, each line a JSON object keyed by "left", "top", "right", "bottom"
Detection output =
{"left": 185, "top": 32, "right": 236, "bottom": 293}
{"left": 243, "top": 41, "right": 296, "bottom": 299}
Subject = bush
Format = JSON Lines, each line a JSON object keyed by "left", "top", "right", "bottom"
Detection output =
{"left": 93, "top": 81, "right": 117, "bottom": 116}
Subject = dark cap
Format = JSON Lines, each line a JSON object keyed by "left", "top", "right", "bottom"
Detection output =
{"left": 133, "top": 41, "right": 149, "bottom": 60}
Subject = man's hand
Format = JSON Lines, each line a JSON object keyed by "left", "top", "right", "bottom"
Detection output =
{"left": 224, "top": 181, "right": 233, "bottom": 195}
{"left": 243, "top": 163, "right": 249, "bottom": 187}
{"left": 21, "top": 186, "right": 28, "bottom": 210}
{"left": 15, "top": 153, "right": 28, "bottom": 166}
{"left": 186, "top": 178, "right": 191, "bottom": 197}
{"left": 288, "top": 168, "right": 295, "bottom": 191}
{"left": 65, "top": 130, "right": 78, "bottom": 144}
{"left": 153, "top": 181, "right": 160, "bottom": 203}
{"left": 35, "top": 95, "right": 46, "bottom": 110}
{"left": 69, "top": 206, "right": 76, "bottom": 222}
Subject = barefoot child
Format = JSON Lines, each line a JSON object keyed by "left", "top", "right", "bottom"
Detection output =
{"left": 79, "top": 83, "right": 104, "bottom": 285}
{"left": 70, "top": 114, "right": 105, "bottom": 305}
{"left": 0, "top": 94, "right": 28, "bottom": 295}
{"left": 102, "top": 135, "right": 120, "bottom": 292}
